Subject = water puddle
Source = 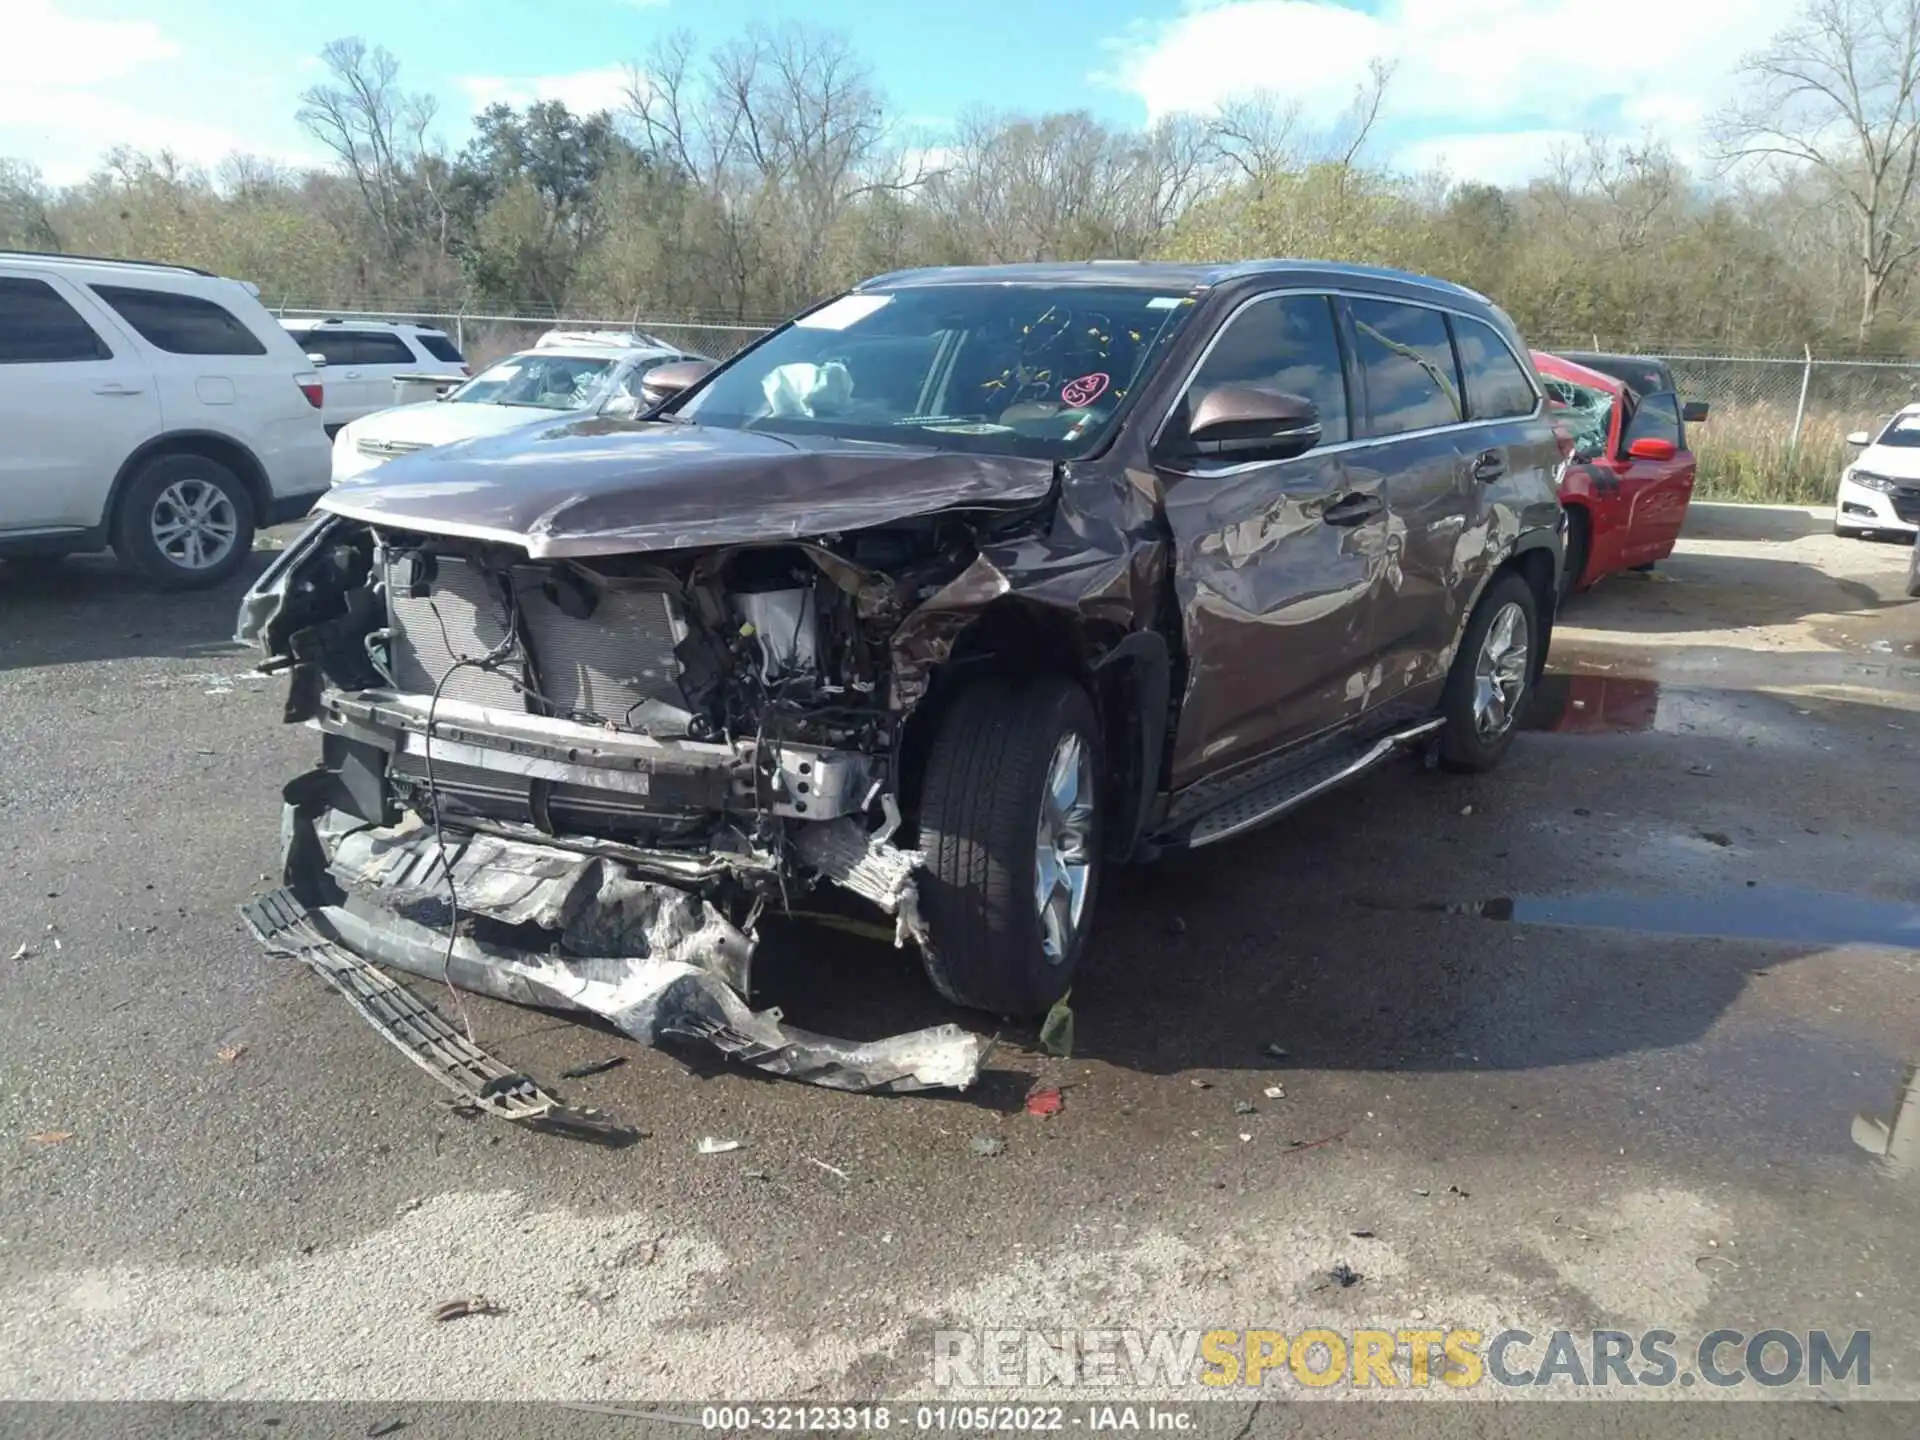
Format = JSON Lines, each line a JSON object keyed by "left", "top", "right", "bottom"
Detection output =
{"left": 1405, "top": 886, "right": 1920, "bottom": 950}
{"left": 1526, "top": 673, "right": 1662, "bottom": 733}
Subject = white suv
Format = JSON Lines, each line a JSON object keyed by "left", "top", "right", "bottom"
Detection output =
{"left": 279, "top": 318, "right": 468, "bottom": 433}
{"left": 1835, "top": 404, "right": 1920, "bottom": 540}
{"left": 0, "top": 251, "right": 331, "bottom": 588}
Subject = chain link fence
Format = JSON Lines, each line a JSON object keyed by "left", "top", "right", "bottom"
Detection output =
{"left": 281, "top": 303, "right": 1920, "bottom": 505}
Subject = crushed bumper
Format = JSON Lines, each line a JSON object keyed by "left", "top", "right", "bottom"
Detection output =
{"left": 254, "top": 802, "right": 987, "bottom": 1100}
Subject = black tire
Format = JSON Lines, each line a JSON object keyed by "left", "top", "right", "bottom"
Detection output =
{"left": 1630, "top": 561, "right": 1657, "bottom": 573}
{"left": 1907, "top": 539, "right": 1920, "bottom": 599}
{"left": 1438, "top": 572, "right": 1538, "bottom": 773}
{"left": 1835, "top": 520, "right": 1863, "bottom": 539}
{"left": 1558, "top": 508, "right": 1589, "bottom": 603}
{"left": 112, "top": 453, "right": 256, "bottom": 590}
{"left": 916, "top": 674, "right": 1103, "bottom": 1018}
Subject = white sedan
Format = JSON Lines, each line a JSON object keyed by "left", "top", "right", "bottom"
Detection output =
{"left": 330, "top": 332, "right": 704, "bottom": 484}
{"left": 1835, "top": 404, "right": 1920, "bottom": 540}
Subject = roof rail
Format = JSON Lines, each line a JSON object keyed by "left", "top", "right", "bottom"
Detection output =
{"left": 0, "top": 249, "right": 215, "bottom": 278}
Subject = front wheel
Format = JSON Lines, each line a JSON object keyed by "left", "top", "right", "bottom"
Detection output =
{"left": 916, "top": 675, "right": 1103, "bottom": 1018}
{"left": 1438, "top": 572, "right": 1538, "bottom": 773}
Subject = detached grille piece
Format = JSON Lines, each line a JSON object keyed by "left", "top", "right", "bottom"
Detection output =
{"left": 516, "top": 573, "right": 687, "bottom": 723}
{"left": 386, "top": 554, "right": 527, "bottom": 711}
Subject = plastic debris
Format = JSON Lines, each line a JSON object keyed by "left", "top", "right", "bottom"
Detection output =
{"left": 1039, "top": 991, "right": 1074, "bottom": 1058}
{"left": 432, "top": 1296, "right": 505, "bottom": 1322}
{"left": 697, "top": 1137, "right": 742, "bottom": 1155}
{"left": 1330, "top": 1261, "right": 1362, "bottom": 1288}
{"left": 1190, "top": 1078, "right": 1213, "bottom": 1089}
{"left": 970, "top": 1135, "right": 1006, "bottom": 1158}
{"left": 1025, "top": 1087, "right": 1064, "bottom": 1118}
{"left": 1264, "top": 1085, "right": 1286, "bottom": 1099}
{"left": 1234, "top": 1100, "right": 1256, "bottom": 1115}
{"left": 1263, "top": 1042, "right": 1290, "bottom": 1059}
{"left": 28, "top": 1131, "right": 74, "bottom": 1146}
{"left": 1238, "top": 1133, "right": 1253, "bottom": 1143}
{"left": 8, "top": 944, "right": 29, "bottom": 961}
{"left": 807, "top": 1157, "right": 850, "bottom": 1180}
{"left": 216, "top": 1045, "right": 247, "bottom": 1064}
{"left": 560, "top": 1057, "right": 629, "bottom": 1080}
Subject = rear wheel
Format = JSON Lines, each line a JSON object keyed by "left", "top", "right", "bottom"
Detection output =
{"left": 1438, "top": 573, "right": 1537, "bottom": 773}
{"left": 916, "top": 675, "right": 1103, "bottom": 1018}
{"left": 1558, "top": 508, "right": 1589, "bottom": 603}
{"left": 112, "top": 453, "right": 255, "bottom": 589}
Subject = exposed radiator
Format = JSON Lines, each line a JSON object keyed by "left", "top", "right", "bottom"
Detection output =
{"left": 386, "top": 555, "right": 527, "bottom": 710}
{"left": 383, "top": 551, "right": 688, "bottom": 723}
{"left": 515, "top": 572, "right": 686, "bottom": 723}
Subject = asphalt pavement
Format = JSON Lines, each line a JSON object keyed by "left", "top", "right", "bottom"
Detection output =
{"left": 2, "top": 507, "right": 1918, "bottom": 1423}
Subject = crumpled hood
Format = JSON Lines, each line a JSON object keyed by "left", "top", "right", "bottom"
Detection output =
{"left": 317, "top": 415, "right": 1057, "bottom": 557}
{"left": 343, "top": 399, "right": 559, "bottom": 450}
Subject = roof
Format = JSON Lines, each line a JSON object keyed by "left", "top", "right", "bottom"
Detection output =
{"left": 1533, "top": 350, "right": 1626, "bottom": 396}
{"left": 0, "top": 249, "right": 213, "bottom": 278}
{"left": 281, "top": 317, "right": 450, "bottom": 335}
{"left": 498, "top": 342, "right": 680, "bottom": 363}
{"left": 856, "top": 259, "right": 1491, "bottom": 308}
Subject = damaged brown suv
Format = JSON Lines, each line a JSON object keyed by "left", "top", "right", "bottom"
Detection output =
{"left": 238, "top": 261, "right": 1563, "bottom": 1093}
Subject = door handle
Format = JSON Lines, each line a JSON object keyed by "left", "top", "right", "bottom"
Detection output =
{"left": 92, "top": 382, "right": 144, "bottom": 396}
{"left": 1472, "top": 449, "right": 1506, "bottom": 483}
{"left": 1321, "top": 491, "right": 1384, "bottom": 527}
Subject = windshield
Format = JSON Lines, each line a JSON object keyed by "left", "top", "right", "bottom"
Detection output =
{"left": 1875, "top": 413, "right": 1920, "bottom": 448}
{"left": 672, "top": 284, "right": 1199, "bottom": 460}
{"left": 449, "top": 352, "right": 617, "bottom": 410}
{"left": 1542, "top": 375, "right": 1616, "bottom": 457}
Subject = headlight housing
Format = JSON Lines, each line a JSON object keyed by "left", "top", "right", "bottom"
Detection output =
{"left": 1848, "top": 469, "right": 1897, "bottom": 493}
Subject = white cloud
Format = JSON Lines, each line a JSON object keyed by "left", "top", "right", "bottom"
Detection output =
{"left": 1104, "top": 0, "right": 1806, "bottom": 181}
{"left": 0, "top": 0, "right": 303, "bottom": 183}
{"left": 1394, "top": 129, "right": 1587, "bottom": 187}
{"left": 459, "top": 66, "right": 635, "bottom": 116}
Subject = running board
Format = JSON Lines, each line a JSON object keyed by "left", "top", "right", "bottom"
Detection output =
{"left": 1155, "top": 719, "right": 1445, "bottom": 851}
{"left": 240, "top": 889, "right": 638, "bottom": 1144}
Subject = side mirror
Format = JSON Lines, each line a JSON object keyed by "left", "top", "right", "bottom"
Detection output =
{"left": 1627, "top": 436, "right": 1678, "bottom": 462}
{"left": 306, "top": 353, "right": 328, "bottom": 368}
{"left": 1682, "top": 400, "right": 1709, "bottom": 424}
{"left": 1184, "top": 386, "right": 1322, "bottom": 461}
{"left": 640, "top": 359, "right": 717, "bottom": 407}
{"left": 1846, "top": 430, "right": 1872, "bottom": 446}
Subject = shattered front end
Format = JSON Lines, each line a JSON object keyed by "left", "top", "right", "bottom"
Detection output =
{"left": 236, "top": 514, "right": 993, "bottom": 1094}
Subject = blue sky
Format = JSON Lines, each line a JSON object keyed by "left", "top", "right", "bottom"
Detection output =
{"left": 9, "top": 0, "right": 1801, "bottom": 189}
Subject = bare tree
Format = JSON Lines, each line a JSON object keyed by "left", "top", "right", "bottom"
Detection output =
{"left": 1718, "top": 0, "right": 1920, "bottom": 342}
{"left": 297, "top": 37, "right": 443, "bottom": 259}
{"left": 0, "top": 158, "right": 58, "bottom": 249}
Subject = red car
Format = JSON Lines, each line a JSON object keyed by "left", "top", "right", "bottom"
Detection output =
{"left": 1532, "top": 350, "right": 1697, "bottom": 599}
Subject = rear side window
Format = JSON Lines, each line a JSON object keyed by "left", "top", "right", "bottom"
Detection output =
{"left": 348, "top": 332, "right": 416, "bottom": 365}
{"left": 1348, "top": 298, "right": 1461, "bottom": 437}
{"left": 417, "top": 333, "right": 464, "bottom": 363}
{"left": 90, "top": 284, "right": 268, "bottom": 356}
{"left": 1179, "top": 293, "right": 1350, "bottom": 446}
{"left": 0, "top": 277, "right": 112, "bottom": 363}
{"left": 1622, "top": 392, "right": 1682, "bottom": 451}
{"left": 1452, "top": 315, "right": 1536, "bottom": 420}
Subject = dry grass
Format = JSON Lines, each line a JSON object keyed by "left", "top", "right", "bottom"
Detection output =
{"left": 1690, "top": 403, "right": 1850, "bottom": 506}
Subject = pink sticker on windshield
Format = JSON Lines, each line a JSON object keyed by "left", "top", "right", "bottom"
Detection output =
{"left": 1061, "top": 372, "right": 1110, "bottom": 407}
